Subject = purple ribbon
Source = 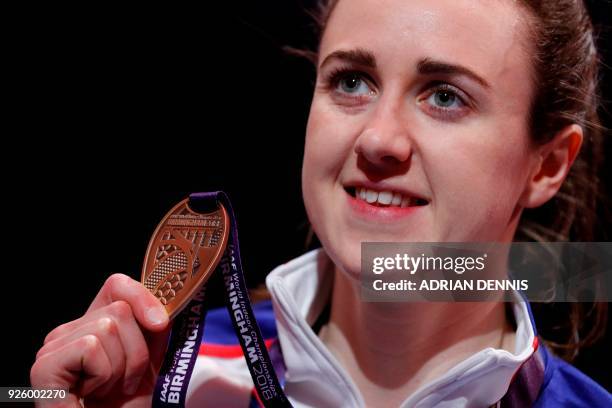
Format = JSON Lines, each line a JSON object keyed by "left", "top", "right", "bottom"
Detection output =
{"left": 152, "top": 192, "right": 292, "bottom": 407}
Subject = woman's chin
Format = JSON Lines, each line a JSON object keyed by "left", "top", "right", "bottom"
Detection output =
{"left": 326, "top": 246, "right": 364, "bottom": 282}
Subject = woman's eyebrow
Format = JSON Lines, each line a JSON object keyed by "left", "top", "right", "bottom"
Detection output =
{"left": 319, "top": 49, "right": 490, "bottom": 89}
{"left": 319, "top": 48, "right": 377, "bottom": 70}
{"left": 417, "top": 58, "right": 491, "bottom": 89}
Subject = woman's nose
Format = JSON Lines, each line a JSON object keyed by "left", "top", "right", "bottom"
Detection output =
{"left": 354, "top": 101, "right": 413, "bottom": 167}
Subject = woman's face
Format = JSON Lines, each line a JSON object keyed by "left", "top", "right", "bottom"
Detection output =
{"left": 302, "top": 0, "right": 539, "bottom": 277}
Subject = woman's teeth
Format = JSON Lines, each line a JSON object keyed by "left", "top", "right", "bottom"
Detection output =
{"left": 355, "top": 187, "right": 426, "bottom": 207}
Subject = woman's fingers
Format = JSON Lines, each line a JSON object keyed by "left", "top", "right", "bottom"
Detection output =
{"left": 44, "top": 274, "right": 168, "bottom": 346}
{"left": 31, "top": 335, "right": 113, "bottom": 406}
{"left": 35, "top": 273, "right": 172, "bottom": 400}
{"left": 39, "top": 302, "right": 159, "bottom": 396}
{"left": 97, "top": 300, "right": 154, "bottom": 395}
{"left": 36, "top": 317, "right": 125, "bottom": 393}
{"left": 88, "top": 273, "right": 169, "bottom": 332}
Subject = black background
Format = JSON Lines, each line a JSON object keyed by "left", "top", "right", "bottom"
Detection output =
{"left": 3, "top": 0, "right": 611, "bottom": 397}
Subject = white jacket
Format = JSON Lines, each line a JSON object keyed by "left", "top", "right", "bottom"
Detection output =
{"left": 186, "top": 249, "right": 537, "bottom": 407}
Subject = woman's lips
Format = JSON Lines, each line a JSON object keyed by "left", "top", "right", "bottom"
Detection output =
{"left": 345, "top": 188, "right": 426, "bottom": 222}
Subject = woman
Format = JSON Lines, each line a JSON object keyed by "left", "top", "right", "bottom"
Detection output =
{"left": 31, "top": 0, "right": 610, "bottom": 406}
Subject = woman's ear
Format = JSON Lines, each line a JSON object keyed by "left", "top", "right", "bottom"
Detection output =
{"left": 520, "top": 124, "right": 583, "bottom": 208}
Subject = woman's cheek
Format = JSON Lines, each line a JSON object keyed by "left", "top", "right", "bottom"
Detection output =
{"left": 424, "top": 142, "right": 526, "bottom": 241}
{"left": 305, "top": 103, "right": 339, "bottom": 173}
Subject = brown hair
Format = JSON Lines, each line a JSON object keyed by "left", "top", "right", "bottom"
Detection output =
{"left": 288, "top": 0, "right": 608, "bottom": 361}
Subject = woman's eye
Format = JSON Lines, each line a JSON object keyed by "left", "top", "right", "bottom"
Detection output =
{"left": 427, "top": 89, "right": 463, "bottom": 109}
{"left": 337, "top": 73, "right": 371, "bottom": 95}
{"left": 419, "top": 84, "right": 471, "bottom": 120}
{"left": 323, "top": 68, "right": 374, "bottom": 97}
{"left": 322, "top": 68, "right": 376, "bottom": 107}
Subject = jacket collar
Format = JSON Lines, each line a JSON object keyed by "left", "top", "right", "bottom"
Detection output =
{"left": 266, "top": 249, "right": 538, "bottom": 408}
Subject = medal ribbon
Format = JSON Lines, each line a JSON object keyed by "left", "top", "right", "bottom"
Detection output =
{"left": 152, "top": 191, "right": 292, "bottom": 407}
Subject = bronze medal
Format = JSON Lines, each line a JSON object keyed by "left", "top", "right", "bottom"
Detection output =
{"left": 141, "top": 198, "right": 229, "bottom": 319}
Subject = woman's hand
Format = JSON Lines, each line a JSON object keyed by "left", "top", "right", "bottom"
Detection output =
{"left": 31, "top": 273, "right": 171, "bottom": 407}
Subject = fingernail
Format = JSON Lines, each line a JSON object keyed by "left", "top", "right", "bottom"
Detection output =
{"left": 146, "top": 307, "right": 167, "bottom": 326}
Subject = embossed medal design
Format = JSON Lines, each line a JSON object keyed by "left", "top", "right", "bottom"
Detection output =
{"left": 141, "top": 198, "right": 229, "bottom": 319}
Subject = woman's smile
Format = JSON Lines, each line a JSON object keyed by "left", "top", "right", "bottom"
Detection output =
{"left": 343, "top": 183, "right": 429, "bottom": 223}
